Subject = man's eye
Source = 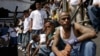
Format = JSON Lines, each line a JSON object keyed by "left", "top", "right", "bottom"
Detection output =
{"left": 47, "top": 26, "right": 51, "bottom": 28}
{"left": 62, "top": 17, "right": 70, "bottom": 20}
{"left": 62, "top": 18, "right": 66, "bottom": 20}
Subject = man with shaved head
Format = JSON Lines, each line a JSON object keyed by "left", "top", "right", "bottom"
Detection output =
{"left": 50, "top": 11, "right": 96, "bottom": 56}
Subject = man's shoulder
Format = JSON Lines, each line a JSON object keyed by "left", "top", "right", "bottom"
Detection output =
{"left": 31, "top": 10, "right": 37, "bottom": 13}
{"left": 72, "top": 23, "right": 81, "bottom": 27}
{"left": 55, "top": 26, "right": 61, "bottom": 30}
{"left": 53, "top": 26, "right": 61, "bottom": 34}
{"left": 71, "top": 23, "right": 83, "bottom": 30}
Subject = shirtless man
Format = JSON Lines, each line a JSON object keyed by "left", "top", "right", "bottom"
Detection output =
{"left": 50, "top": 11, "right": 96, "bottom": 56}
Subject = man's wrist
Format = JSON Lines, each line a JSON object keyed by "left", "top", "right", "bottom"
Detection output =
{"left": 67, "top": 39, "right": 78, "bottom": 45}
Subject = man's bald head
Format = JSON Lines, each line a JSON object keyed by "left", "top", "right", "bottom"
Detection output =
{"left": 58, "top": 11, "right": 71, "bottom": 29}
{"left": 59, "top": 11, "right": 71, "bottom": 21}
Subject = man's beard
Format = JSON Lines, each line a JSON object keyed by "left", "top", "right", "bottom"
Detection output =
{"left": 63, "top": 24, "right": 71, "bottom": 30}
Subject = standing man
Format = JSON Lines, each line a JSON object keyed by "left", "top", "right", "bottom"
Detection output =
{"left": 29, "top": 2, "right": 47, "bottom": 39}
{"left": 22, "top": 10, "right": 30, "bottom": 51}
{"left": 50, "top": 11, "right": 96, "bottom": 56}
{"left": 87, "top": 0, "right": 100, "bottom": 33}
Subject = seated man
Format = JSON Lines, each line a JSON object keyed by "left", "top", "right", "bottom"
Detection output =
{"left": 87, "top": 0, "right": 100, "bottom": 33}
{"left": 50, "top": 11, "right": 96, "bottom": 56}
{"left": 27, "top": 20, "right": 56, "bottom": 56}
{"left": 26, "top": 34, "right": 40, "bottom": 56}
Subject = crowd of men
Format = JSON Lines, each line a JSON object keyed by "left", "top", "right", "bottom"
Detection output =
{"left": 0, "top": 0, "right": 100, "bottom": 56}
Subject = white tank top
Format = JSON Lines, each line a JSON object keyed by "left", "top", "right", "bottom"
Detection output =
{"left": 60, "top": 26, "right": 77, "bottom": 43}
{"left": 60, "top": 26, "right": 80, "bottom": 49}
{"left": 60, "top": 27, "right": 81, "bottom": 51}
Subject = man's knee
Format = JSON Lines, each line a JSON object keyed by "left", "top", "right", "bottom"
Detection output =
{"left": 87, "top": 6, "right": 94, "bottom": 10}
{"left": 82, "top": 40, "right": 96, "bottom": 51}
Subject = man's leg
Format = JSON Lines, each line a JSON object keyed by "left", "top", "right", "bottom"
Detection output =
{"left": 39, "top": 45, "right": 51, "bottom": 56}
{"left": 80, "top": 40, "right": 96, "bottom": 56}
{"left": 22, "top": 33, "right": 26, "bottom": 51}
{"left": 87, "top": 6, "right": 100, "bottom": 32}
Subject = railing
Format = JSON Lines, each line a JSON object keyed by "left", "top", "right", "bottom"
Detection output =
{"left": 0, "top": 17, "right": 15, "bottom": 22}
{"left": 70, "top": 0, "right": 93, "bottom": 25}
{"left": 0, "top": 6, "right": 23, "bottom": 25}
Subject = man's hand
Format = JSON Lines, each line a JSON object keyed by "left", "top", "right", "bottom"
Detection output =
{"left": 56, "top": 44, "right": 72, "bottom": 56}
{"left": 46, "top": 29, "right": 51, "bottom": 35}
{"left": 64, "top": 44, "right": 72, "bottom": 54}
{"left": 61, "top": 50, "right": 69, "bottom": 56}
{"left": 56, "top": 50, "right": 69, "bottom": 56}
{"left": 29, "top": 28, "right": 32, "bottom": 32}
{"left": 67, "top": 39, "right": 78, "bottom": 45}
{"left": 56, "top": 51, "right": 66, "bottom": 56}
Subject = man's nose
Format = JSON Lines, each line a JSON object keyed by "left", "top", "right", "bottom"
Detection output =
{"left": 65, "top": 18, "right": 68, "bottom": 22}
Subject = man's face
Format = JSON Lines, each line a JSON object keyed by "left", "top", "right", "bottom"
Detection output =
{"left": 36, "top": 3, "right": 41, "bottom": 9}
{"left": 35, "top": 36, "right": 40, "bottom": 42}
{"left": 24, "top": 13, "right": 29, "bottom": 17}
{"left": 59, "top": 12, "right": 71, "bottom": 28}
{"left": 45, "top": 22, "right": 54, "bottom": 32}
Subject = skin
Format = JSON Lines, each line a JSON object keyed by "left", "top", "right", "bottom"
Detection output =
{"left": 26, "top": 36, "right": 40, "bottom": 56}
{"left": 52, "top": 11, "right": 96, "bottom": 56}
{"left": 44, "top": 21, "right": 55, "bottom": 47}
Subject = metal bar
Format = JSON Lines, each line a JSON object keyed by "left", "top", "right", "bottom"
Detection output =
{"left": 71, "top": 2, "right": 83, "bottom": 22}
{"left": 13, "top": 6, "right": 18, "bottom": 25}
{"left": 80, "top": 0, "right": 84, "bottom": 22}
{"left": 62, "top": 0, "right": 69, "bottom": 12}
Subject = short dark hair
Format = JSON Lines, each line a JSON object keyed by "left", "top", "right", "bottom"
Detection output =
{"left": 23, "top": 10, "right": 29, "bottom": 14}
{"left": 47, "top": 20, "right": 60, "bottom": 27}
{"left": 32, "top": 34, "right": 39, "bottom": 40}
{"left": 35, "top": 1, "right": 41, "bottom": 4}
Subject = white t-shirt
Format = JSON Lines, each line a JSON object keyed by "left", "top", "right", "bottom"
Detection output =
{"left": 29, "top": 9, "right": 47, "bottom": 30}
{"left": 18, "top": 20, "right": 23, "bottom": 26}
{"left": 70, "top": 0, "right": 79, "bottom": 5}
{"left": 70, "top": 0, "right": 86, "bottom": 6}
{"left": 93, "top": 0, "right": 100, "bottom": 4}
{"left": 15, "top": 27, "right": 22, "bottom": 34}
{"left": 39, "top": 34, "right": 46, "bottom": 44}
{"left": 23, "top": 17, "right": 30, "bottom": 33}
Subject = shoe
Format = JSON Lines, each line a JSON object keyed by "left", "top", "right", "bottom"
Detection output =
{"left": 22, "top": 49, "right": 25, "bottom": 52}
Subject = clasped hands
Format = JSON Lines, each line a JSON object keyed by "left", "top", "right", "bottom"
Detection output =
{"left": 56, "top": 44, "right": 72, "bottom": 56}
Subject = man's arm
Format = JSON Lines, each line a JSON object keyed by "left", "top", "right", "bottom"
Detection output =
{"left": 51, "top": 28, "right": 60, "bottom": 55}
{"left": 26, "top": 43, "right": 32, "bottom": 56}
{"left": 29, "top": 11, "right": 33, "bottom": 32}
{"left": 29, "top": 18, "right": 33, "bottom": 32}
{"left": 46, "top": 36, "right": 54, "bottom": 48}
{"left": 32, "top": 45, "right": 40, "bottom": 56}
{"left": 74, "top": 23, "right": 96, "bottom": 42}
